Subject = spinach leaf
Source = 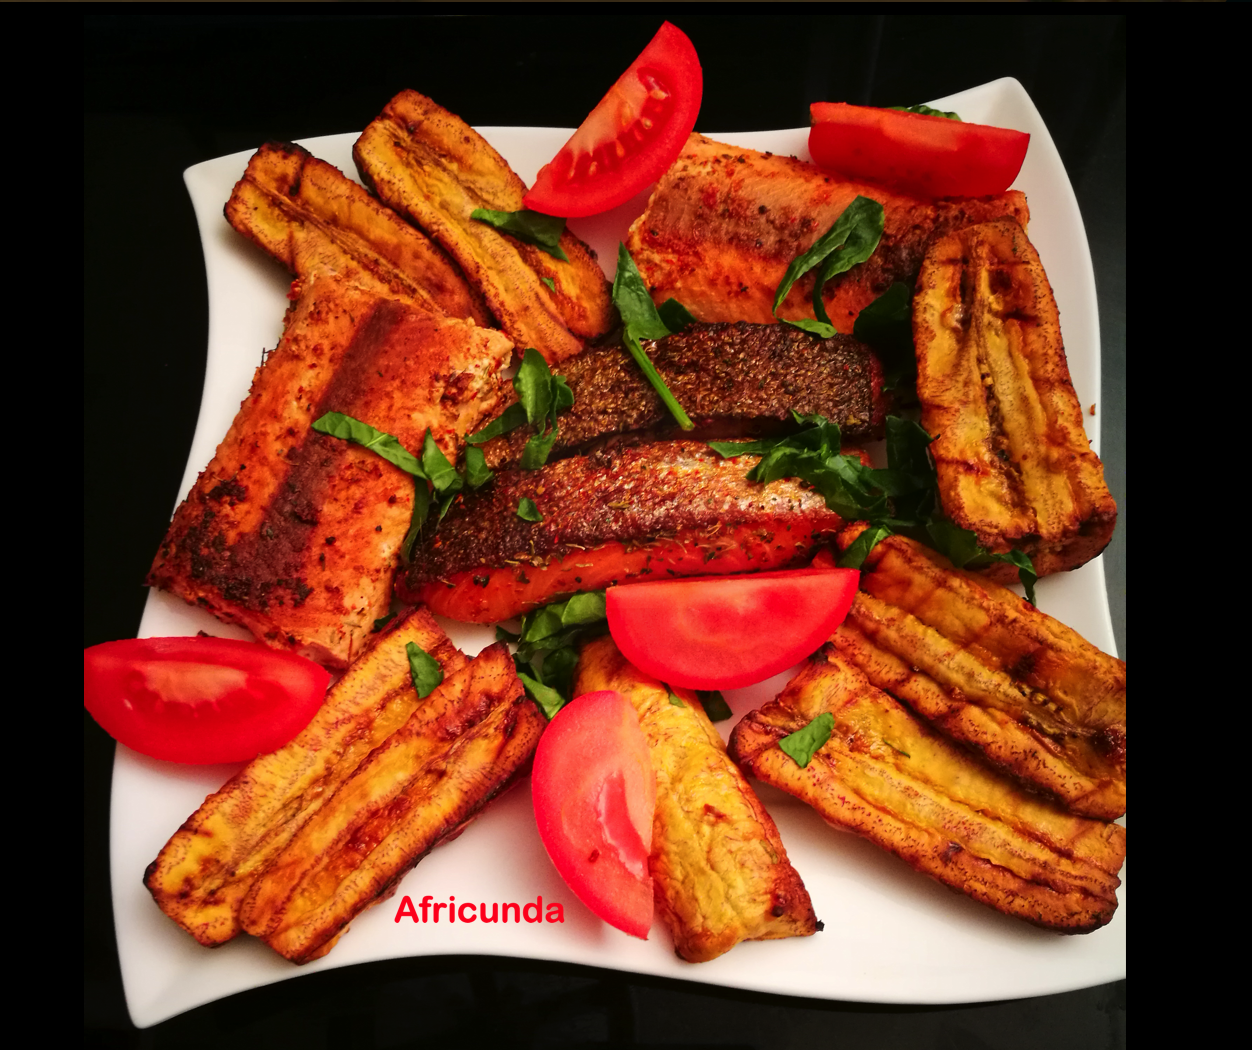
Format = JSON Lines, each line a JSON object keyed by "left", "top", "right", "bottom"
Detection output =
{"left": 507, "top": 592, "right": 609, "bottom": 719}
{"left": 697, "top": 690, "right": 732, "bottom": 722}
{"left": 312, "top": 412, "right": 424, "bottom": 477}
{"left": 469, "top": 207, "right": 569, "bottom": 261}
{"left": 783, "top": 318, "right": 838, "bottom": 339}
{"left": 889, "top": 104, "right": 961, "bottom": 121}
{"left": 406, "top": 641, "right": 444, "bottom": 699}
{"left": 466, "top": 348, "right": 575, "bottom": 469}
{"left": 779, "top": 712, "right": 834, "bottom": 768}
{"left": 667, "top": 689, "right": 686, "bottom": 708}
{"left": 465, "top": 403, "right": 527, "bottom": 445}
{"left": 657, "top": 297, "right": 697, "bottom": 333}
{"left": 463, "top": 446, "right": 493, "bottom": 489}
{"left": 541, "top": 277, "right": 556, "bottom": 292}
{"left": 517, "top": 670, "right": 567, "bottom": 720}
{"left": 372, "top": 613, "right": 396, "bottom": 633}
{"left": 516, "top": 497, "right": 542, "bottom": 522}
{"left": 772, "top": 196, "right": 885, "bottom": 324}
{"left": 612, "top": 243, "right": 695, "bottom": 430}
{"left": 853, "top": 282, "right": 916, "bottom": 399}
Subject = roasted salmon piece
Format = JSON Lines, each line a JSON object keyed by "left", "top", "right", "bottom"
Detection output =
{"left": 241, "top": 642, "right": 545, "bottom": 963}
{"left": 728, "top": 644, "right": 1125, "bottom": 933}
{"left": 625, "top": 133, "right": 1029, "bottom": 332}
{"left": 145, "top": 609, "right": 468, "bottom": 947}
{"left": 224, "top": 141, "right": 490, "bottom": 325}
{"left": 477, "top": 321, "right": 887, "bottom": 471}
{"left": 147, "top": 276, "right": 513, "bottom": 667}
{"left": 833, "top": 527, "right": 1126, "bottom": 819}
{"left": 913, "top": 219, "right": 1117, "bottom": 580}
{"left": 400, "top": 440, "right": 845, "bottom": 623}
{"left": 354, "top": 89, "right": 614, "bottom": 364}
{"left": 576, "top": 636, "right": 817, "bottom": 962}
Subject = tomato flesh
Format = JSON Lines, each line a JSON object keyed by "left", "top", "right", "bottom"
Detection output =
{"left": 523, "top": 21, "right": 702, "bottom": 218}
{"left": 607, "top": 567, "right": 860, "bottom": 690}
{"left": 531, "top": 690, "right": 655, "bottom": 939}
{"left": 808, "top": 102, "right": 1029, "bottom": 199}
{"left": 84, "top": 637, "right": 332, "bottom": 764}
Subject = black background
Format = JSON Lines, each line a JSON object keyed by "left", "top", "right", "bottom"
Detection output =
{"left": 85, "top": 13, "right": 1125, "bottom": 1048}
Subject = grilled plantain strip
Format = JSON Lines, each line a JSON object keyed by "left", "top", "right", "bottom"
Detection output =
{"left": 354, "top": 90, "right": 613, "bottom": 364}
{"left": 144, "top": 609, "right": 468, "bottom": 947}
{"left": 576, "top": 635, "right": 817, "bottom": 962}
{"left": 224, "top": 141, "right": 491, "bottom": 325}
{"left": 834, "top": 527, "right": 1126, "bottom": 819}
{"left": 625, "top": 133, "right": 1029, "bottom": 332}
{"left": 401, "top": 441, "right": 845, "bottom": 622}
{"left": 147, "top": 276, "right": 512, "bottom": 667}
{"left": 729, "top": 645, "right": 1125, "bottom": 933}
{"left": 477, "top": 321, "right": 887, "bottom": 471}
{"left": 241, "top": 642, "right": 546, "bottom": 963}
{"left": 913, "top": 219, "right": 1116, "bottom": 580}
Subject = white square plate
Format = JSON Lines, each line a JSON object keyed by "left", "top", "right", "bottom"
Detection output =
{"left": 115, "top": 77, "right": 1123, "bottom": 1028}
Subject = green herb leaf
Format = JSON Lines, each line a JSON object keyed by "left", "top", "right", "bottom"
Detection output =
{"left": 372, "top": 613, "right": 396, "bottom": 633}
{"left": 516, "top": 497, "right": 542, "bottom": 522}
{"left": 495, "top": 624, "right": 520, "bottom": 644}
{"left": 779, "top": 711, "right": 835, "bottom": 768}
{"left": 989, "top": 549, "right": 1037, "bottom": 606}
{"left": 541, "top": 277, "right": 556, "bottom": 292}
{"left": 463, "top": 446, "right": 493, "bottom": 489}
{"left": 657, "top": 297, "right": 697, "bottom": 333}
{"left": 559, "top": 591, "right": 608, "bottom": 626}
{"left": 667, "top": 689, "right": 687, "bottom": 708}
{"left": 889, "top": 104, "right": 961, "bottom": 121}
{"left": 697, "top": 690, "right": 732, "bottom": 722}
{"left": 772, "top": 196, "right": 885, "bottom": 320}
{"left": 469, "top": 207, "right": 569, "bottom": 261}
{"left": 401, "top": 476, "right": 432, "bottom": 563}
{"left": 612, "top": 244, "right": 694, "bottom": 430}
{"left": 466, "top": 402, "right": 528, "bottom": 445}
{"left": 517, "top": 669, "right": 567, "bottom": 720}
{"left": 312, "top": 412, "right": 425, "bottom": 477}
{"left": 853, "top": 282, "right": 916, "bottom": 397}
{"left": 514, "top": 348, "right": 555, "bottom": 426}
{"left": 783, "top": 317, "right": 838, "bottom": 339}
{"left": 837, "top": 524, "right": 893, "bottom": 569}
{"left": 421, "top": 430, "right": 463, "bottom": 497}
{"left": 405, "top": 641, "right": 444, "bottom": 699}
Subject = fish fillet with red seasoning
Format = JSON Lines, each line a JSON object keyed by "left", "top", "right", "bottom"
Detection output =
{"left": 400, "top": 441, "right": 846, "bottom": 623}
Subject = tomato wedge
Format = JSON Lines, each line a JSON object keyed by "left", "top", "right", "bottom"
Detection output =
{"left": 808, "top": 102, "right": 1029, "bottom": 198}
{"left": 606, "top": 567, "right": 860, "bottom": 690}
{"left": 531, "top": 690, "right": 656, "bottom": 939}
{"left": 84, "top": 636, "right": 331, "bottom": 764}
{"left": 522, "top": 21, "right": 702, "bottom": 218}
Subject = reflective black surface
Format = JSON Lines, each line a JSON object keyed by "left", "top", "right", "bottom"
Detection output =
{"left": 85, "top": 13, "right": 1124, "bottom": 1047}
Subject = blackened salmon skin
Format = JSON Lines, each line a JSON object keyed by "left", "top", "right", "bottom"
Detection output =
{"left": 478, "top": 322, "right": 886, "bottom": 471}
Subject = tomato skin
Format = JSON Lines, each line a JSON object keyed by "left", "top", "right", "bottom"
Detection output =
{"left": 522, "top": 21, "right": 702, "bottom": 218}
{"left": 808, "top": 102, "right": 1029, "bottom": 198}
{"left": 531, "top": 690, "right": 656, "bottom": 939}
{"left": 606, "top": 567, "right": 860, "bottom": 690}
{"left": 83, "top": 637, "right": 332, "bottom": 764}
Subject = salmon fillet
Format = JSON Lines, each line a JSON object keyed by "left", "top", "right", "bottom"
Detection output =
{"left": 224, "top": 141, "right": 490, "bottom": 325}
{"left": 625, "top": 133, "right": 1029, "bottom": 332}
{"left": 576, "top": 636, "right": 817, "bottom": 962}
{"left": 147, "top": 276, "right": 513, "bottom": 667}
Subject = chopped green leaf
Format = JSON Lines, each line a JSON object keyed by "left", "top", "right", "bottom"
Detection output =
{"left": 889, "top": 104, "right": 961, "bottom": 120}
{"left": 466, "top": 349, "right": 575, "bottom": 469}
{"left": 466, "top": 402, "right": 527, "bottom": 445}
{"left": 559, "top": 591, "right": 608, "bottom": 626}
{"left": 779, "top": 712, "right": 834, "bottom": 768}
{"left": 697, "top": 690, "right": 732, "bottom": 722}
{"left": 516, "top": 497, "right": 542, "bottom": 522}
{"left": 421, "top": 430, "right": 463, "bottom": 497}
{"left": 312, "top": 412, "right": 424, "bottom": 477}
{"left": 783, "top": 317, "right": 838, "bottom": 339}
{"left": 853, "top": 282, "right": 916, "bottom": 398}
{"left": 657, "top": 297, "right": 697, "bottom": 333}
{"left": 507, "top": 593, "right": 609, "bottom": 718}
{"left": 495, "top": 624, "right": 520, "bottom": 644}
{"left": 989, "top": 549, "right": 1038, "bottom": 606}
{"left": 541, "top": 276, "right": 556, "bottom": 292}
{"left": 401, "top": 476, "right": 432, "bottom": 563}
{"left": 405, "top": 641, "right": 443, "bottom": 699}
{"left": 837, "top": 524, "right": 892, "bottom": 569}
{"left": 667, "top": 689, "right": 687, "bottom": 708}
{"left": 518, "top": 670, "right": 567, "bottom": 720}
{"left": 469, "top": 207, "right": 569, "bottom": 261}
{"left": 463, "top": 446, "right": 493, "bottom": 489}
{"left": 372, "top": 613, "right": 396, "bottom": 633}
{"left": 772, "top": 196, "right": 885, "bottom": 324}
{"left": 514, "top": 348, "right": 555, "bottom": 426}
{"left": 612, "top": 244, "right": 694, "bottom": 430}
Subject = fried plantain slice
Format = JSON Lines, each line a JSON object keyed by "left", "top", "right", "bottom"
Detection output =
{"left": 913, "top": 218, "right": 1117, "bottom": 580}
{"left": 575, "top": 635, "right": 817, "bottom": 962}
{"left": 241, "top": 642, "right": 546, "bottom": 963}
{"left": 144, "top": 608, "right": 468, "bottom": 947}
{"left": 834, "top": 527, "right": 1125, "bottom": 819}
{"left": 728, "top": 645, "right": 1125, "bottom": 933}
{"left": 224, "top": 140, "right": 491, "bottom": 325}
{"left": 354, "top": 90, "right": 613, "bottom": 364}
